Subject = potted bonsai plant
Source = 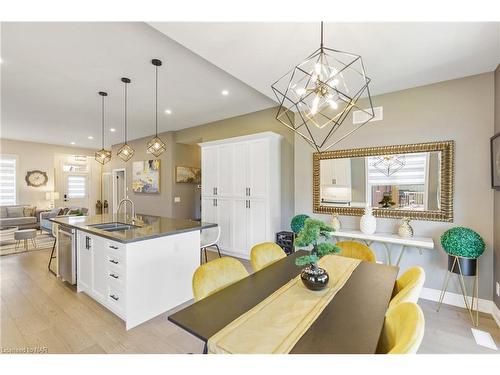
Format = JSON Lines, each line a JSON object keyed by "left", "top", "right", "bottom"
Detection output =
{"left": 294, "top": 218, "right": 340, "bottom": 290}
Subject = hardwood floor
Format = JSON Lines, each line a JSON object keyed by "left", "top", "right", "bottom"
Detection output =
{"left": 1, "top": 249, "right": 498, "bottom": 354}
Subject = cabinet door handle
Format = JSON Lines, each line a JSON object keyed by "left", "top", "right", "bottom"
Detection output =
{"left": 109, "top": 245, "right": 118, "bottom": 250}
{"left": 85, "top": 236, "right": 90, "bottom": 249}
{"left": 215, "top": 187, "right": 218, "bottom": 195}
{"left": 213, "top": 199, "right": 216, "bottom": 206}
{"left": 248, "top": 200, "right": 251, "bottom": 209}
{"left": 109, "top": 259, "right": 119, "bottom": 264}
{"left": 248, "top": 187, "right": 251, "bottom": 196}
{"left": 110, "top": 294, "right": 119, "bottom": 301}
{"left": 109, "top": 273, "right": 119, "bottom": 279}
{"left": 215, "top": 199, "right": 218, "bottom": 207}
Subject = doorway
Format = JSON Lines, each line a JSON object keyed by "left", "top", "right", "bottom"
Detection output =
{"left": 112, "top": 168, "right": 126, "bottom": 214}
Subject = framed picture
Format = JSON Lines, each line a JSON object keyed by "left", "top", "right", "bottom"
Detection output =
{"left": 491, "top": 132, "right": 500, "bottom": 189}
{"left": 132, "top": 160, "right": 160, "bottom": 193}
{"left": 176, "top": 166, "right": 201, "bottom": 184}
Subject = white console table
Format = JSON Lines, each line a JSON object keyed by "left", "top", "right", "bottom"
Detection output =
{"left": 330, "top": 229, "right": 434, "bottom": 266}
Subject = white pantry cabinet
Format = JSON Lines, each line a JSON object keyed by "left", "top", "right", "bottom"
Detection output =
{"left": 200, "top": 132, "right": 282, "bottom": 259}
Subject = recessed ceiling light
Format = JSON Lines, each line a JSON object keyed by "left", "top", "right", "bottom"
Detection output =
{"left": 164, "top": 109, "right": 172, "bottom": 115}
{"left": 70, "top": 142, "right": 76, "bottom": 145}
{"left": 110, "top": 128, "right": 116, "bottom": 132}
{"left": 87, "top": 136, "right": 94, "bottom": 140}
{"left": 221, "top": 90, "right": 229, "bottom": 96}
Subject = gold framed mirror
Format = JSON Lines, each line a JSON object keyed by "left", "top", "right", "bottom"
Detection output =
{"left": 313, "top": 140, "right": 454, "bottom": 221}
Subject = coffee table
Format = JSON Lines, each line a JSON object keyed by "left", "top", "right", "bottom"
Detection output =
{"left": 0, "top": 226, "right": 18, "bottom": 245}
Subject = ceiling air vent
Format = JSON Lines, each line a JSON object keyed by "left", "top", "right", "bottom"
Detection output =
{"left": 353, "top": 106, "right": 383, "bottom": 125}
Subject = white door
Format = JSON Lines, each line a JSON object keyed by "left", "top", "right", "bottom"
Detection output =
{"left": 232, "top": 198, "right": 248, "bottom": 257}
{"left": 63, "top": 173, "right": 89, "bottom": 208}
{"left": 247, "top": 199, "right": 268, "bottom": 249}
{"left": 202, "top": 147, "right": 218, "bottom": 196}
{"left": 217, "top": 144, "right": 234, "bottom": 197}
{"left": 248, "top": 140, "right": 268, "bottom": 199}
{"left": 233, "top": 142, "right": 249, "bottom": 198}
{"left": 77, "top": 231, "right": 92, "bottom": 293}
{"left": 216, "top": 198, "right": 232, "bottom": 250}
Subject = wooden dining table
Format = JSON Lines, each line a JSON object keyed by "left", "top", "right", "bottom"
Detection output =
{"left": 168, "top": 250, "right": 399, "bottom": 354}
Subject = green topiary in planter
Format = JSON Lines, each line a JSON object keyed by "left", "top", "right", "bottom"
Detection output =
{"left": 291, "top": 214, "right": 310, "bottom": 234}
{"left": 440, "top": 227, "right": 485, "bottom": 259}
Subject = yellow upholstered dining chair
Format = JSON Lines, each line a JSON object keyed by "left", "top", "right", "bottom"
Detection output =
{"left": 389, "top": 267, "right": 426, "bottom": 310}
{"left": 250, "top": 242, "right": 287, "bottom": 272}
{"left": 335, "top": 241, "right": 376, "bottom": 263}
{"left": 192, "top": 257, "right": 249, "bottom": 302}
{"left": 377, "top": 302, "right": 425, "bottom": 354}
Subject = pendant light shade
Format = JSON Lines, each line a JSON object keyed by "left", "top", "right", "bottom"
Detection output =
{"left": 95, "top": 91, "right": 112, "bottom": 165}
{"left": 146, "top": 59, "right": 166, "bottom": 157}
{"left": 271, "top": 22, "right": 375, "bottom": 153}
{"left": 117, "top": 77, "right": 135, "bottom": 162}
{"left": 372, "top": 155, "right": 406, "bottom": 177}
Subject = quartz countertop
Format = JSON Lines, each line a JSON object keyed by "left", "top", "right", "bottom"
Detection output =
{"left": 49, "top": 214, "right": 217, "bottom": 244}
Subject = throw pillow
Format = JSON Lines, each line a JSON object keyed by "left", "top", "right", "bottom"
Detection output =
{"left": 23, "top": 206, "right": 37, "bottom": 217}
{"left": 7, "top": 206, "right": 24, "bottom": 218}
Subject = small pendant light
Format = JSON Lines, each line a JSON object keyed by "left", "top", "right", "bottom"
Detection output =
{"left": 146, "top": 59, "right": 166, "bottom": 157}
{"left": 95, "top": 91, "right": 112, "bottom": 165}
{"left": 117, "top": 77, "right": 135, "bottom": 162}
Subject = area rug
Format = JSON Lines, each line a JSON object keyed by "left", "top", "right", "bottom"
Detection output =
{"left": 0, "top": 232, "right": 55, "bottom": 256}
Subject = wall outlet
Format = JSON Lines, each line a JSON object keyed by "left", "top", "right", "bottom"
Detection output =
{"left": 174, "top": 197, "right": 181, "bottom": 203}
{"left": 496, "top": 282, "right": 500, "bottom": 297}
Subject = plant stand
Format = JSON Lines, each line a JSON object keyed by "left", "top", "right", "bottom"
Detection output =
{"left": 437, "top": 255, "right": 479, "bottom": 326}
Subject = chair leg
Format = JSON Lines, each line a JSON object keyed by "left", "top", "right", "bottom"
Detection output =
{"left": 214, "top": 244, "right": 222, "bottom": 258}
{"left": 48, "top": 238, "right": 57, "bottom": 276}
{"left": 204, "top": 247, "right": 208, "bottom": 263}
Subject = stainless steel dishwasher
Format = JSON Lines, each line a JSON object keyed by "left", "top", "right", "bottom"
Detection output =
{"left": 57, "top": 225, "right": 77, "bottom": 285}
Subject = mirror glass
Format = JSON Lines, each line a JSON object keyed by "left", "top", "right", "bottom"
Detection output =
{"left": 319, "top": 151, "right": 442, "bottom": 211}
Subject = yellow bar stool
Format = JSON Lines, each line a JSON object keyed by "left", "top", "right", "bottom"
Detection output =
{"left": 192, "top": 257, "right": 249, "bottom": 302}
{"left": 250, "top": 242, "right": 287, "bottom": 272}
{"left": 335, "top": 241, "right": 376, "bottom": 263}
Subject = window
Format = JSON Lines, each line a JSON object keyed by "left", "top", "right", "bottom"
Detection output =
{"left": 0, "top": 156, "right": 17, "bottom": 205}
{"left": 67, "top": 175, "right": 87, "bottom": 199}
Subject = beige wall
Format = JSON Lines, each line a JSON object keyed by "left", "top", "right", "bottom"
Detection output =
{"left": 0, "top": 138, "right": 100, "bottom": 212}
{"left": 295, "top": 73, "right": 495, "bottom": 299}
{"left": 494, "top": 65, "right": 500, "bottom": 309}
{"left": 175, "top": 107, "right": 295, "bottom": 228}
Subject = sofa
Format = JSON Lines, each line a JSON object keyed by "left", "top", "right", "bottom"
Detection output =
{"left": 40, "top": 206, "right": 89, "bottom": 235}
{"left": 0, "top": 205, "right": 42, "bottom": 230}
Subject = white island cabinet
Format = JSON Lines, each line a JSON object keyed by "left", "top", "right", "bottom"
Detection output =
{"left": 76, "top": 227, "right": 201, "bottom": 330}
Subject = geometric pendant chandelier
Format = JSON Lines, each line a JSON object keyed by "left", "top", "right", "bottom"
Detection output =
{"left": 271, "top": 22, "right": 375, "bottom": 153}
{"left": 146, "top": 58, "right": 167, "bottom": 157}
{"left": 372, "top": 154, "right": 406, "bottom": 177}
{"left": 117, "top": 77, "right": 135, "bottom": 162}
{"left": 95, "top": 91, "right": 112, "bottom": 165}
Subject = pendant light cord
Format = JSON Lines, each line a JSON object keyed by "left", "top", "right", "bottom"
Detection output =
{"left": 124, "top": 81, "right": 128, "bottom": 144}
{"left": 101, "top": 94, "right": 105, "bottom": 149}
{"left": 320, "top": 21, "right": 324, "bottom": 49}
{"left": 155, "top": 65, "right": 158, "bottom": 137}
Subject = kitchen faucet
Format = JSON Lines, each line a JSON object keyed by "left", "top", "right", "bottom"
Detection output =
{"left": 117, "top": 198, "right": 136, "bottom": 224}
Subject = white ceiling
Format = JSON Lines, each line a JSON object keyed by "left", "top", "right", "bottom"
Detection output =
{"left": 1, "top": 22, "right": 499, "bottom": 149}
{"left": 150, "top": 22, "right": 500, "bottom": 100}
{"left": 0, "top": 22, "right": 275, "bottom": 148}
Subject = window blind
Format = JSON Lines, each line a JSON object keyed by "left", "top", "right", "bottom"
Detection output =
{"left": 367, "top": 153, "right": 428, "bottom": 185}
{"left": 67, "top": 175, "right": 87, "bottom": 199}
{"left": 0, "top": 157, "right": 17, "bottom": 205}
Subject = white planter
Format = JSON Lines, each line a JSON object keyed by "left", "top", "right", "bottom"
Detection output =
{"left": 331, "top": 213, "right": 341, "bottom": 231}
{"left": 360, "top": 207, "right": 376, "bottom": 234}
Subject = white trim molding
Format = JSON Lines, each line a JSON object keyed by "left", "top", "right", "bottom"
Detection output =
{"left": 420, "top": 287, "right": 495, "bottom": 316}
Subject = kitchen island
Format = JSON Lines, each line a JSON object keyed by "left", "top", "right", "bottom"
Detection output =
{"left": 50, "top": 214, "right": 216, "bottom": 330}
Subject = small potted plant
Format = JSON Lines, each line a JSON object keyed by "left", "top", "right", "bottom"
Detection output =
{"left": 294, "top": 218, "right": 340, "bottom": 290}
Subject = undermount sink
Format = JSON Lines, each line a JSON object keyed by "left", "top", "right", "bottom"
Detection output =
{"left": 89, "top": 222, "right": 140, "bottom": 232}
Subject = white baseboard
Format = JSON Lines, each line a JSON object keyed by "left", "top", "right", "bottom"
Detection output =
{"left": 420, "top": 287, "right": 494, "bottom": 315}
{"left": 492, "top": 303, "right": 500, "bottom": 328}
